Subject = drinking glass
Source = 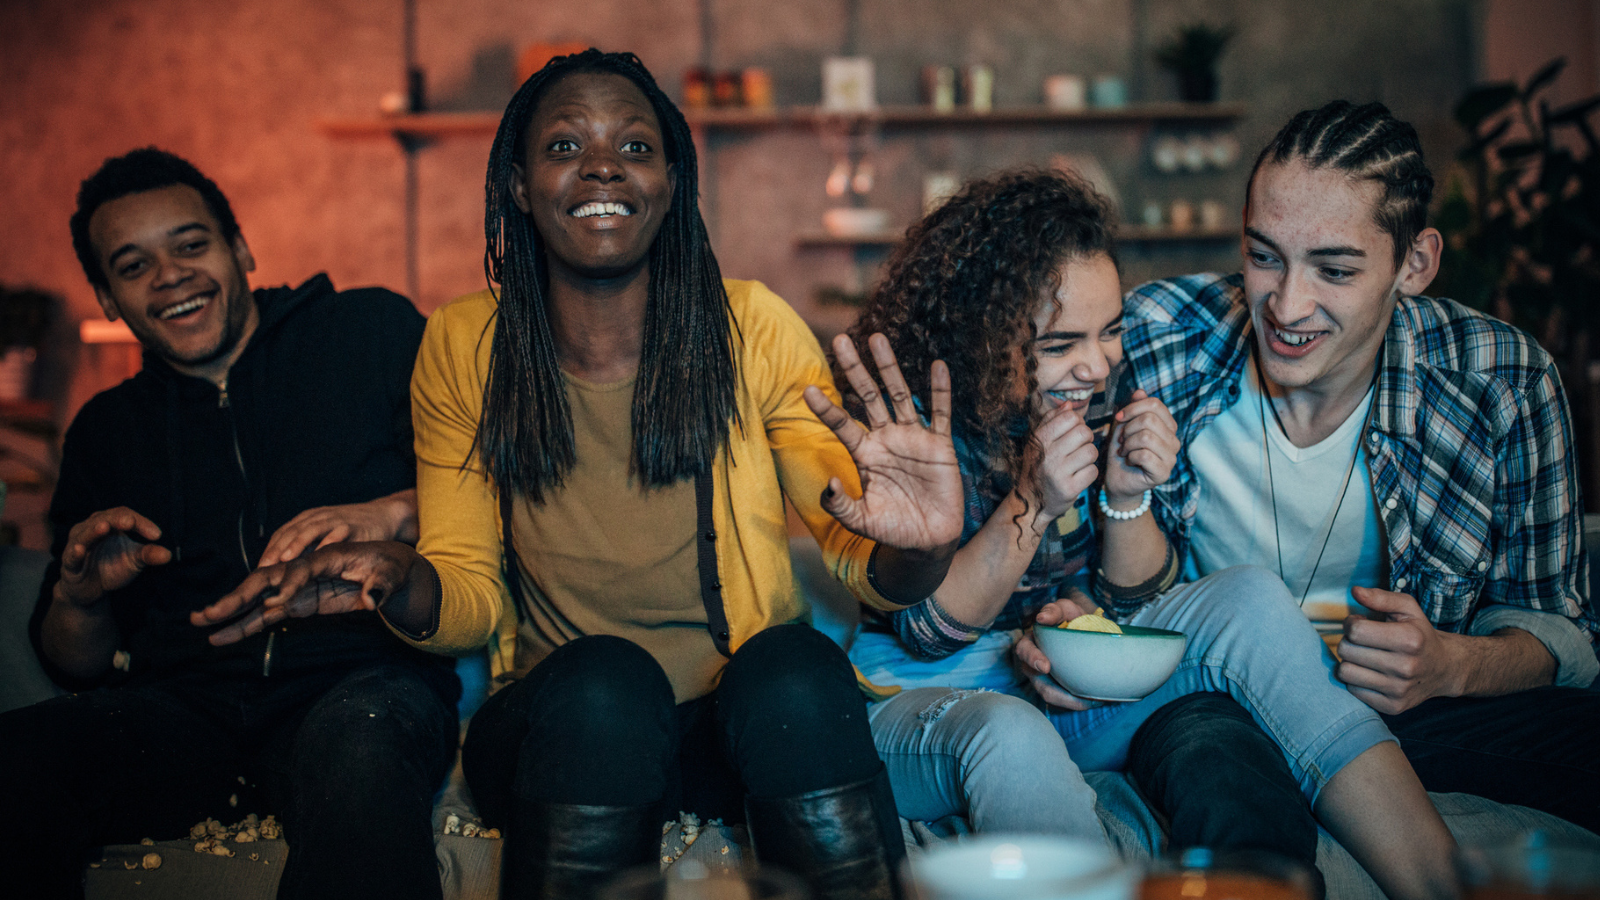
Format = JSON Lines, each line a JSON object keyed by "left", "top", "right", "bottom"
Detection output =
{"left": 1139, "top": 848, "right": 1316, "bottom": 900}
{"left": 1458, "top": 831, "right": 1600, "bottom": 899}
{"left": 600, "top": 861, "right": 810, "bottom": 900}
{"left": 907, "top": 836, "right": 1135, "bottom": 900}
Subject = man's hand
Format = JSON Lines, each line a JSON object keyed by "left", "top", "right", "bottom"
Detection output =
{"left": 1011, "top": 591, "right": 1102, "bottom": 711}
{"left": 1103, "top": 390, "right": 1179, "bottom": 503}
{"left": 803, "top": 333, "right": 963, "bottom": 553}
{"left": 1029, "top": 404, "right": 1100, "bottom": 520}
{"left": 257, "top": 489, "right": 418, "bottom": 568}
{"left": 1336, "top": 586, "right": 1467, "bottom": 714}
{"left": 193, "top": 542, "right": 419, "bottom": 646}
{"left": 57, "top": 507, "right": 172, "bottom": 607}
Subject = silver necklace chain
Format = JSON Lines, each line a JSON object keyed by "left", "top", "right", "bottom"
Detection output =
{"left": 1253, "top": 346, "right": 1378, "bottom": 607}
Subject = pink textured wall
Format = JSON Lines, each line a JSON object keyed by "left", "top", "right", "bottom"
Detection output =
{"left": 3, "top": 0, "right": 1488, "bottom": 418}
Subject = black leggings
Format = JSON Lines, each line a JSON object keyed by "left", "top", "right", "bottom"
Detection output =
{"left": 462, "top": 625, "right": 882, "bottom": 826}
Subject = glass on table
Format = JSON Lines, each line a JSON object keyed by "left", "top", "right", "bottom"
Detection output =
{"left": 600, "top": 860, "right": 810, "bottom": 900}
{"left": 1458, "top": 831, "right": 1600, "bottom": 899}
{"left": 1139, "top": 848, "right": 1316, "bottom": 900}
{"left": 907, "top": 836, "right": 1136, "bottom": 900}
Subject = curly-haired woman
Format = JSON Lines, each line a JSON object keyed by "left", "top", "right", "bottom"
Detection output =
{"left": 848, "top": 169, "right": 1457, "bottom": 900}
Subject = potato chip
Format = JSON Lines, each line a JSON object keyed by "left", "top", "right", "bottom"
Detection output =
{"left": 1064, "top": 612, "right": 1123, "bottom": 634}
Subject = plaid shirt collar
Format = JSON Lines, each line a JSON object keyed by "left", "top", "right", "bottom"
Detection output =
{"left": 1125, "top": 272, "right": 1592, "bottom": 638}
{"left": 1152, "top": 273, "right": 1425, "bottom": 442}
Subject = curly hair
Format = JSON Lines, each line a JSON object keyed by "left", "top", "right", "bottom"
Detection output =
{"left": 848, "top": 168, "right": 1118, "bottom": 499}
{"left": 478, "top": 48, "right": 737, "bottom": 502}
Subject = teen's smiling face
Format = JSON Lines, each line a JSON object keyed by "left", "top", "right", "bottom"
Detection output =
{"left": 88, "top": 184, "right": 258, "bottom": 382}
{"left": 512, "top": 71, "right": 676, "bottom": 283}
{"left": 1031, "top": 253, "right": 1124, "bottom": 416}
{"left": 1243, "top": 159, "right": 1429, "bottom": 394}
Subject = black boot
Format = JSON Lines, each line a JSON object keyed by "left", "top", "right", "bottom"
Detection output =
{"left": 500, "top": 799, "right": 661, "bottom": 900}
{"left": 745, "top": 766, "right": 906, "bottom": 900}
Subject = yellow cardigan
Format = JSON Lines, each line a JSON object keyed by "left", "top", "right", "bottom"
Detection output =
{"left": 395, "top": 279, "right": 905, "bottom": 684}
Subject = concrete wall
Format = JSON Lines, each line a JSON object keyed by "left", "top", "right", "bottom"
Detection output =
{"left": 1, "top": 0, "right": 1487, "bottom": 407}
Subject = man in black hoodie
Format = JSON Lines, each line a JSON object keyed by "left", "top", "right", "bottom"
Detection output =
{"left": 0, "top": 149, "right": 460, "bottom": 900}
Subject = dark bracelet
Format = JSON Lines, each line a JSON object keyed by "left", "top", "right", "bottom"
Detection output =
{"left": 1094, "top": 541, "right": 1179, "bottom": 612}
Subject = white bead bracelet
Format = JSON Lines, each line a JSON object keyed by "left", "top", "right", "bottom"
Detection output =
{"left": 1098, "top": 488, "right": 1151, "bottom": 521}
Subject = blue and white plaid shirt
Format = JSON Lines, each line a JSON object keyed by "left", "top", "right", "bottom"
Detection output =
{"left": 1124, "top": 273, "right": 1597, "bottom": 658}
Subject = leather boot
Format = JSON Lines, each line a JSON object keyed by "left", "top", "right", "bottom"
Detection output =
{"left": 745, "top": 766, "right": 906, "bottom": 900}
{"left": 500, "top": 799, "right": 661, "bottom": 900}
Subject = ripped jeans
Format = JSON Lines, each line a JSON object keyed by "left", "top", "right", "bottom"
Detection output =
{"left": 852, "top": 566, "right": 1396, "bottom": 836}
{"left": 865, "top": 685, "right": 1107, "bottom": 843}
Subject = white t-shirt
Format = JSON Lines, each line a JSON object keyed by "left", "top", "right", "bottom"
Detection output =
{"left": 1184, "top": 353, "right": 1386, "bottom": 639}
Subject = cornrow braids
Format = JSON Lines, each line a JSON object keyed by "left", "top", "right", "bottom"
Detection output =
{"left": 1249, "top": 100, "right": 1435, "bottom": 268}
{"left": 847, "top": 168, "right": 1118, "bottom": 508}
{"left": 478, "top": 48, "right": 739, "bottom": 503}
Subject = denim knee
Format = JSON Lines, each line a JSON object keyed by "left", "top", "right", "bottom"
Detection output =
{"left": 1183, "top": 566, "right": 1312, "bottom": 644}
{"left": 921, "top": 690, "right": 1060, "bottom": 761}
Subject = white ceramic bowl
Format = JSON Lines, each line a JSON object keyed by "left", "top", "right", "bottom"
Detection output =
{"left": 1031, "top": 623, "right": 1186, "bottom": 702}
{"left": 909, "top": 835, "right": 1135, "bottom": 900}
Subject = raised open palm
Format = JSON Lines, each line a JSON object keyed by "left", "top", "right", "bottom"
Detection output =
{"left": 802, "top": 332, "right": 963, "bottom": 552}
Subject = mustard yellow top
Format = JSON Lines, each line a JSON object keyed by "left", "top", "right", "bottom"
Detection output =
{"left": 398, "top": 278, "right": 905, "bottom": 688}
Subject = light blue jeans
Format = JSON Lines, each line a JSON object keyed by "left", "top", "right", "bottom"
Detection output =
{"left": 852, "top": 565, "right": 1395, "bottom": 833}
{"left": 866, "top": 685, "right": 1108, "bottom": 843}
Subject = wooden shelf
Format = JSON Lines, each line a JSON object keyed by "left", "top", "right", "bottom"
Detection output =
{"left": 1119, "top": 225, "right": 1238, "bottom": 242}
{"left": 799, "top": 225, "right": 1236, "bottom": 248}
{"left": 316, "top": 102, "right": 1246, "bottom": 140}
{"left": 316, "top": 112, "right": 500, "bottom": 139}
{"left": 796, "top": 231, "right": 902, "bottom": 247}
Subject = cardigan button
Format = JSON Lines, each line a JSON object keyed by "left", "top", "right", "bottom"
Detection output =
{"left": 711, "top": 578, "right": 722, "bottom": 590}
{"left": 704, "top": 530, "right": 716, "bottom": 542}
{"left": 717, "top": 630, "right": 729, "bottom": 641}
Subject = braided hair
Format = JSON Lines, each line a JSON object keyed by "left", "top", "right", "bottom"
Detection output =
{"left": 1249, "top": 100, "right": 1435, "bottom": 268}
{"left": 478, "top": 49, "right": 737, "bottom": 502}
{"left": 848, "top": 168, "right": 1118, "bottom": 501}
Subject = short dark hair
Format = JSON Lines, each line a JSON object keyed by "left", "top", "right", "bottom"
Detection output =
{"left": 70, "top": 148, "right": 241, "bottom": 290}
{"left": 1248, "top": 101, "right": 1434, "bottom": 269}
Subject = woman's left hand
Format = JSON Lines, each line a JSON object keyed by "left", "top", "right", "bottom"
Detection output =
{"left": 803, "top": 333, "right": 963, "bottom": 553}
{"left": 1103, "top": 389, "right": 1179, "bottom": 503}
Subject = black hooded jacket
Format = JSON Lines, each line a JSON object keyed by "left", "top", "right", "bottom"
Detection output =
{"left": 30, "top": 275, "right": 449, "bottom": 690}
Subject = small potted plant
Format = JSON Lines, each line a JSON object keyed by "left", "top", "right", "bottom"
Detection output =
{"left": 1155, "top": 22, "right": 1236, "bottom": 103}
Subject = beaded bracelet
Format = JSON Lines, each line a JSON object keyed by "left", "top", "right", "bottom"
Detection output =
{"left": 1098, "top": 488, "right": 1151, "bottom": 521}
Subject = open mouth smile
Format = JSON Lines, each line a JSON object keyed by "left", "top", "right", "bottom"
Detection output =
{"left": 569, "top": 201, "right": 635, "bottom": 219}
{"left": 1045, "top": 388, "right": 1093, "bottom": 406}
{"left": 154, "top": 293, "right": 213, "bottom": 322}
{"left": 1266, "top": 324, "right": 1328, "bottom": 357}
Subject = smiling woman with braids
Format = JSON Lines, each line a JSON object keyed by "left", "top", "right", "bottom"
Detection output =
{"left": 845, "top": 169, "right": 1458, "bottom": 900}
{"left": 196, "top": 49, "right": 963, "bottom": 900}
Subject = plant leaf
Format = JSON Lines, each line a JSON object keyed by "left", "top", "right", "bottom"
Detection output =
{"left": 1548, "top": 95, "right": 1600, "bottom": 125}
{"left": 1522, "top": 58, "right": 1568, "bottom": 102}
{"left": 1498, "top": 141, "right": 1543, "bottom": 162}
{"left": 1459, "top": 116, "right": 1513, "bottom": 161}
{"left": 1456, "top": 84, "right": 1518, "bottom": 131}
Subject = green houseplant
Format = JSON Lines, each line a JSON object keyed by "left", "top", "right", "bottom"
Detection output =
{"left": 1433, "top": 58, "right": 1600, "bottom": 505}
{"left": 1154, "top": 22, "right": 1236, "bottom": 103}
